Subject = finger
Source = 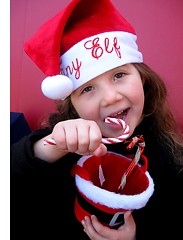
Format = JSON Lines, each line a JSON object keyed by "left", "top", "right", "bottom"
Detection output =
{"left": 93, "top": 143, "right": 107, "bottom": 156}
{"left": 88, "top": 123, "right": 103, "bottom": 152}
{"left": 51, "top": 124, "right": 68, "bottom": 150}
{"left": 59, "top": 120, "right": 90, "bottom": 153}
{"left": 63, "top": 124, "right": 79, "bottom": 152}
{"left": 90, "top": 215, "right": 118, "bottom": 239}
{"left": 82, "top": 216, "right": 98, "bottom": 239}
{"left": 123, "top": 210, "right": 135, "bottom": 226}
{"left": 118, "top": 210, "right": 136, "bottom": 234}
{"left": 76, "top": 124, "right": 92, "bottom": 154}
{"left": 76, "top": 120, "right": 102, "bottom": 154}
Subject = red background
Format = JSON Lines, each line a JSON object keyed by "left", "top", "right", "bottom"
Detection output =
{"left": 10, "top": 0, "right": 183, "bottom": 130}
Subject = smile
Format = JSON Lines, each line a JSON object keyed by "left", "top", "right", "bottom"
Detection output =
{"left": 109, "top": 109, "right": 128, "bottom": 121}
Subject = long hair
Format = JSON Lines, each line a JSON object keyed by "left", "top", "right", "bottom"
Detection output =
{"left": 133, "top": 63, "right": 183, "bottom": 166}
{"left": 46, "top": 63, "right": 183, "bottom": 165}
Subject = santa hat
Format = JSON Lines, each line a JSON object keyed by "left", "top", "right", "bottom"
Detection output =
{"left": 71, "top": 152, "right": 154, "bottom": 228}
{"left": 24, "top": 0, "right": 143, "bottom": 100}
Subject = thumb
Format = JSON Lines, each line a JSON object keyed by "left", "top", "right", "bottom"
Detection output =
{"left": 124, "top": 210, "right": 134, "bottom": 223}
{"left": 119, "top": 211, "right": 135, "bottom": 229}
{"left": 93, "top": 143, "right": 107, "bottom": 156}
{"left": 118, "top": 211, "right": 136, "bottom": 239}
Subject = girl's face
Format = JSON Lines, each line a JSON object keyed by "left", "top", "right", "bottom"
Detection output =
{"left": 71, "top": 64, "right": 144, "bottom": 138}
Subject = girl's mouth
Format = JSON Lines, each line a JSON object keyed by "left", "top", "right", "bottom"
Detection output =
{"left": 103, "top": 109, "right": 129, "bottom": 131}
{"left": 109, "top": 108, "right": 128, "bottom": 121}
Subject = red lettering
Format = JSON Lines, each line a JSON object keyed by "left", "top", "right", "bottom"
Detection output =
{"left": 113, "top": 37, "right": 121, "bottom": 58}
{"left": 84, "top": 37, "right": 103, "bottom": 59}
{"left": 72, "top": 58, "right": 82, "bottom": 79}
{"left": 60, "top": 58, "right": 82, "bottom": 80}
{"left": 84, "top": 36, "right": 121, "bottom": 60}
{"left": 105, "top": 38, "right": 113, "bottom": 53}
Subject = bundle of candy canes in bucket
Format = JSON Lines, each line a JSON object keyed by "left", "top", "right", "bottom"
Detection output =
{"left": 44, "top": 118, "right": 154, "bottom": 228}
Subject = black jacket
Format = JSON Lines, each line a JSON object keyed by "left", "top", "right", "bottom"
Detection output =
{"left": 11, "top": 117, "right": 183, "bottom": 239}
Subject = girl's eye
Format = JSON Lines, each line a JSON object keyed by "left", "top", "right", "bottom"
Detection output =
{"left": 81, "top": 85, "right": 94, "bottom": 94}
{"left": 114, "top": 72, "right": 125, "bottom": 80}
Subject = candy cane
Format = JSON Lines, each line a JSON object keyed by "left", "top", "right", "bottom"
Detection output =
{"left": 43, "top": 118, "right": 145, "bottom": 193}
{"left": 117, "top": 135, "right": 145, "bottom": 193}
{"left": 102, "top": 117, "right": 130, "bottom": 144}
{"left": 43, "top": 117, "right": 130, "bottom": 146}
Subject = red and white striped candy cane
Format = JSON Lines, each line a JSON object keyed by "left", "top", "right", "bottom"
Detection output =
{"left": 117, "top": 135, "right": 145, "bottom": 193}
{"left": 43, "top": 117, "right": 130, "bottom": 146}
{"left": 102, "top": 117, "right": 130, "bottom": 144}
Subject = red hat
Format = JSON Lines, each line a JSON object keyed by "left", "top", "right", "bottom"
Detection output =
{"left": 24, "top": 0, "right": 143, "bottom": 100}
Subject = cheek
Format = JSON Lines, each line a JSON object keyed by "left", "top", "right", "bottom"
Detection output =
{"left": 73, "top": 100, "right": 99, "bottom": 120}
{"left": 129, "top": 81, "right": 144, "bottom": 105}
{"left": 138, "top": 87, "right": 145, "bottom": 108}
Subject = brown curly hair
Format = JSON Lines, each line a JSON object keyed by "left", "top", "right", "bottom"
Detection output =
{"left": 134, "top": 63, "right": 183, "bottom": 165}
{"left": 45, "top": 63, "right": 183, "bottom": 165}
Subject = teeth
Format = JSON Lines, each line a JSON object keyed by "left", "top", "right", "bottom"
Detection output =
{"left": 111, "top": 111, "right": 123, "bottom": 117}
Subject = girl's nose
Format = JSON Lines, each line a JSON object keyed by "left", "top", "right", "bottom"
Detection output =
{"left": 101, "top": 86, "right": 122, "bottom": 106}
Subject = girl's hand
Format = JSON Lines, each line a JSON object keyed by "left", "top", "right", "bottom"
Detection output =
{"left": 51, "top": 118, "right": 107, "bottom": 156}
{"left": 34, "top": 119, "right": 107, "bottom": 163}
{"left": 81, "top": 211, "right": 136, "bottom": 240}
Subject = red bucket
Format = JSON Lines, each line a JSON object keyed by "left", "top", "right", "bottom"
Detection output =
{"left": 71, "top": 152, "right": 154, "bottom": 228}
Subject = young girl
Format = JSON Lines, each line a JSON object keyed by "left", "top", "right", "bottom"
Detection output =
{"left": 11, "top": 0, "right": 183, "bottom": 239}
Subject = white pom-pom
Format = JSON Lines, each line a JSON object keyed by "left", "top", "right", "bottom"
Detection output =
{"left": 41, "top": 75, "right": 73, "bottom": 100}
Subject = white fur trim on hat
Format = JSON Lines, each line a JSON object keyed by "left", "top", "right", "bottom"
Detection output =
{"left": 60, "top": 31, "right": 143, "bottom": 95}
{"left": 41, "top": 31, "right": 143, "bottom": 100}
{"left": 42, "top": 31, "right": 143, "bottom": 99}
